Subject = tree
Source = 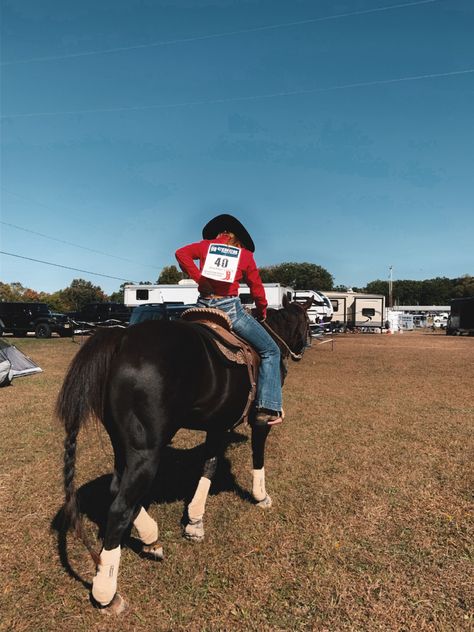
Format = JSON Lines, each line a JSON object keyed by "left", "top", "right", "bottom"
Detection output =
{"left": 158, "top": 265, "right": 184, "bottom": 284}
{"left": 59, "top": 278, "right": 107, "bottom": 311}
{"left": 258, "top": 262, "right": 333, "bottom": 290}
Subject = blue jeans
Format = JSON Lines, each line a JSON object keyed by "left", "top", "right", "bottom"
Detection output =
{"left": 197, "top": 296, "right": 282, "bottom": 411}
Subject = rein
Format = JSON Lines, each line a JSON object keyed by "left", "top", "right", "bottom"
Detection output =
{"left": 261, "top": 320, "right": 304, "bottom": 361}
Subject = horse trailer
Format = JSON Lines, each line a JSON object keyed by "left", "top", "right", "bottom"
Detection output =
{"left": 238, "top": 283, "right": 294, "bottom": 310}
{"left": 447, "top": 297, "right": 474, "bottom": 335}
{"left": 325, "top": 291, "right": 386, "bottom": 331}
{"left": 124, "top": 281, "right": 294, "bottom": 310}
{"left": 124, "top": 281, "right": 199, "bottom": 307}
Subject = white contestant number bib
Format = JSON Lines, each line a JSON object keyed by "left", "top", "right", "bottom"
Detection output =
{"left": 202, "top": 244, "right": 241, "bottom": 283}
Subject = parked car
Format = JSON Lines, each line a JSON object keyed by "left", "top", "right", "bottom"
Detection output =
{"left": 128, "top": 303, "right": 192, "bottom": 326}
{"left": 68, "top": 302, "right": 132, "bottom": 328}
{"left": 0, "top": 302, "right": 72, "bottom": 338}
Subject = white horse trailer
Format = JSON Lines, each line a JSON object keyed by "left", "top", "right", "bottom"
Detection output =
{"left": 124, "top": 281, "right": 199, "bottom": 307}
{"left": 238, "top": 283, "right": 294, "bottom": 310}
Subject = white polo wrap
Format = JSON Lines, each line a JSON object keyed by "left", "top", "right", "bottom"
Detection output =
{"left": 252, "top": 467, "right": 267, "bottom": 502}
{"left": 92, "top": 545, "right": 121, "bottom": 607}
{"left": 133, "top": 507, "right": 158, "bottom": 545}
{"left": 188, "top": 476, "right": 211, "bottom": 521}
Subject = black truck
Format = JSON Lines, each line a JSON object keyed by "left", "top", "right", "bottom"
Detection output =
{"left": 0, "top": 302, "right": 72, "bottom": 338}
{"left": 68, "top": 302, "right": 132, "bottom": 329}
{"left": 446, "top": 297, "right": 474, "bottom": 335}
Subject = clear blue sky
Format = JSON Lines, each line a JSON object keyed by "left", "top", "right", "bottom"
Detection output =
{"left": 1, "top": 0, "right": 473, "bottom": 294}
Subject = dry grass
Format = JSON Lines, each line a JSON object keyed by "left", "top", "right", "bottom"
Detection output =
{"left": 0, "top": 331, "right": 472, "bottom": 631}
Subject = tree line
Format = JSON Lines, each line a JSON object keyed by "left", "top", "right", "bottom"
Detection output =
{"left": 1, "top": 265, "right": 473, "bottom": 312}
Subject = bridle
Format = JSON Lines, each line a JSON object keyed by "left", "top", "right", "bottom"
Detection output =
{"left": 261, "top": 309, "right": 307, "bottom": 361}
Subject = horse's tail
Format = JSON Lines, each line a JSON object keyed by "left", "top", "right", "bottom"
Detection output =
{"left": 56, "top": 327, "right": 125, "bottom": 563}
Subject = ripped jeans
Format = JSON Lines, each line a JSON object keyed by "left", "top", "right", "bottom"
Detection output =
{"left": 197, "top": 296, "right": 282, "bottom": 412}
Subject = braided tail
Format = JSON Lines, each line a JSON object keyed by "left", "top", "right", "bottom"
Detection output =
{"left": 56, "top": 327, "right": 125, "bottom": 563}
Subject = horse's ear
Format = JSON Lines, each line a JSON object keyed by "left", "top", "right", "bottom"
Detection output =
{"left": 303, "top": 297, "right": 313, "bottom": 310}
{"left": 282, "top": 294, "right": 290, "bottom": 309}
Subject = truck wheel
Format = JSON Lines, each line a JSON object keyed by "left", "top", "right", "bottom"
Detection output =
{"left": 35, "top": 323, "right": 51, "bottom": 338}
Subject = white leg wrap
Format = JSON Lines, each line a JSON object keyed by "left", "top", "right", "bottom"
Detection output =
{"left": 133, "top": 507, "right": 158, "bottom": 545}
{"left": 92, "top": 546, "right": 121, "bottom": 607}
{"left": 188, "top": 477, "right": 211, "bottom": 521}
{"left": 252, "top": 467, "right": 267, "bottom": 502}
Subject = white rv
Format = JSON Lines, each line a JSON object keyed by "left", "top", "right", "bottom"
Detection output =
{"left": 123, "top": 280, "right": 199, "bottom": 307}
{"left": 294, "top": 290, "right": 333, "bottom": 324}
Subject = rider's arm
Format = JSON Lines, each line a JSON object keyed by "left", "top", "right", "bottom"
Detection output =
{"left": 244, "top": 255, "right": 268, "bottom": 320}
{"left": 175, "top": 242, "right": 203, "bottom": 283}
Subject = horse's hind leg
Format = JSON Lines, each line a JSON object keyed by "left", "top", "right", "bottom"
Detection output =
{"left": 92, "top": 447, "right": 160, "bottom": 610}
{"left": 184, "top": 430, "right": 223, "bottom": 542}
{"left": 251, "top": 423, "right": 273, "bottom": 508}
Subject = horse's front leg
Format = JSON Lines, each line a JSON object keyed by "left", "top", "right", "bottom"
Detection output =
{"left": 184, "top": 430, "right": 223, "bottom": 542}
{"left": 251, "top": 423, "right": 272, "bottom": 508}
{"left": 133, "top": 506, "right": 164, "bottom": 560}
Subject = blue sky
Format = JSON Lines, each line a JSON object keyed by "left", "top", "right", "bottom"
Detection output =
{"left": 1, "top": 0, "right": 473, "bottom": 294}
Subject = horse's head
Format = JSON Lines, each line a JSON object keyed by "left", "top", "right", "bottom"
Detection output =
{"left": 265, "top": 294, "right": 313, "bottom": 363}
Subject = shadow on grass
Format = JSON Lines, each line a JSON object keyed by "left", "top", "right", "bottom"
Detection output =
{"left": 51, "top": 430, "right": 251, "bottom": 584}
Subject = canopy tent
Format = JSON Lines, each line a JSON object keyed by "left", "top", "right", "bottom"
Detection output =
{"left": 0, "top": 339, "right": 42, "bottom": 387}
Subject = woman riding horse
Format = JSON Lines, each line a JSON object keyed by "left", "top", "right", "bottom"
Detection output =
{"left": 57, "top": 218, "right": 312, "bottom": 613}
{"left": 176, "top": 214, "right": 283, "bottom": 426}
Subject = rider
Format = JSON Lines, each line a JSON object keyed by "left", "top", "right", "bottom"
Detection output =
{"left": 175, "top": 213, "right": 282, "bottom": 425}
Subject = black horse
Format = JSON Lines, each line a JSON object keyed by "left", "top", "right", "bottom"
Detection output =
{"left": 57, "top": 295, "right": 312, "bottom": 612}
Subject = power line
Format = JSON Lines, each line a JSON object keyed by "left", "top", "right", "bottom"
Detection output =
{"left": 1, "top": 0, "right": 440, "bottom": 66}
{"left": 2, "top": 67, "right": 473, "bottom": 120}
{"left": 0, "top": 188, "right": 158, "bottom": 269}
{"left": 0, "top": 250, "right": 138, "bottom": 283}
{"left": 0, "top": 219, "right": 157, "bottom": 269}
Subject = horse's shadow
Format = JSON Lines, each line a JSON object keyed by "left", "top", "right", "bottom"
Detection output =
{"left": 51, "top": 430, "right": 251, "bottom": 584}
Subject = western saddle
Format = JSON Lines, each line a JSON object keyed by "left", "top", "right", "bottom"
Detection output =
{"left": 181, "top": 307, "right": 260, "bottom": 424}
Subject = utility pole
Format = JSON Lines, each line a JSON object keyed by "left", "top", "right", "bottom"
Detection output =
{"left": 388, "top": 265, "right": 393, "bottom": 309}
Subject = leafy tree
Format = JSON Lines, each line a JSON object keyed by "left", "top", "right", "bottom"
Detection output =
{"left": 59, "top": 278, "right": 106, "bottom": 312}
{"left": 451, "top": 274, "right": 474, "bottom": 298}
{"left": 158, "top": 265, "right": 184, "bottom": 284}
{"left": 258, "top": 262, "right": 333, "bottom": 290}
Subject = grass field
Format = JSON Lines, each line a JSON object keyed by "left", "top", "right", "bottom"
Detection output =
{"left": 0, "top": 331, "right": 472, "bottom": 631}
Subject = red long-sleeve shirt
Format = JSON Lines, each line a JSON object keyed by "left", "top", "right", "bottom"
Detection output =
{"left": 175, "top": 235, "right": 268, "bottom": 317}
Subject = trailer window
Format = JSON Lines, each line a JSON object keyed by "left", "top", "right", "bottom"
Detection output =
{"left": 362, "top": 308, "right": 376, "bottom": 317}
{"left": 331, "top": 300, "right": 339, "bottom": 311}
{"left": 136, "top": 289, "right": 149, "bottom": 301}
{"left": 286, "top": 292, "right": 292, "bottom": 301}
{"left": 239, "top": 293, "right": 254, "bottom": 305}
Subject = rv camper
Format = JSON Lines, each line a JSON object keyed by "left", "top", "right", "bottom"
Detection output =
{"left": 446, "top": 297, "right": 474, "bottom": 335}
{"left": 325, "top": 291, "right": 386, "bottom": 331}
{"left": 294, "top": 290, "right": 333, "bottom": 324}
{"left": 124, "top": 281, "right": 199, "bottom": 307}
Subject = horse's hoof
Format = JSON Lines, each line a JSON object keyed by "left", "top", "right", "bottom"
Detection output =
{"left": 256, "top": 494, "right": 272, "bottom": 508}
{"left": 184, "top": 519, "right": 205, "bottom": 542}
{"left": 141, "top": 541, "right": 164, "bottom": 561}
{"left": 99, "top": 593, "right": 127, "bottom": 616}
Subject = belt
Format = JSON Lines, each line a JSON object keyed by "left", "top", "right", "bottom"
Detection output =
{"left": 201, "top": 294, "right": 237, "bottom": 299}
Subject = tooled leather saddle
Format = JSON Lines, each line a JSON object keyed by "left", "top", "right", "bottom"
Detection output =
{"left": 181, "top": 307, "right": 260, "bottom": 424}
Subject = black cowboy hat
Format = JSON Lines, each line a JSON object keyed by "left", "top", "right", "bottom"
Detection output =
{"left": 202, "top": 214, "right": 255, "bottom": 252}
